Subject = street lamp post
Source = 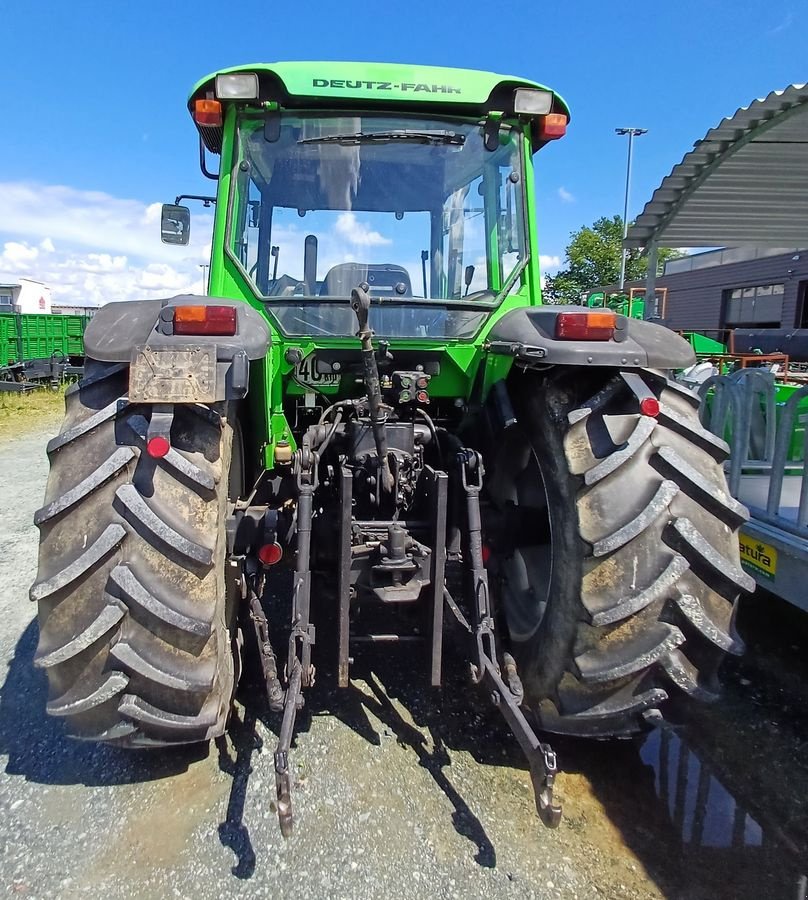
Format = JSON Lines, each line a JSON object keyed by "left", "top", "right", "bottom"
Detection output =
{"left": 199, "top": 263, "right": 209, "bottom": 294}
{"left": 615, "top": 127, "right": 647, "bottom": 291}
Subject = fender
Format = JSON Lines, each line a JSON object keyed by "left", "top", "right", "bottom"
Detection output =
{"left": 487, "top": 306, "right": 695, "bottom": 370}
{"left": 83, "top": 294, "right": 271, "bottom": 401}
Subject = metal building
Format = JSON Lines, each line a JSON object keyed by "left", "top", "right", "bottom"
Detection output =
{"left": 601, "top": 246, "right": 808, "bottom": 340}
{"left": 625, "top": 83, "right": 808, "bottom": 327}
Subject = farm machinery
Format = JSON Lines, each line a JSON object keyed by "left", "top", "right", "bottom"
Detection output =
{"left": 31, "top": 63, "right": 751, "bottom": 835}
{"left": 0, "top": 311, "right": 87, "bottom": 391}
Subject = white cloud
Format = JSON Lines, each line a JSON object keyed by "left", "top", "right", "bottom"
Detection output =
{"left": 0, "top": 239, "right": 202, "bottom": 306}
{"left": 56, "top": 253, "right": 128, "bottom": 274}
{"left": 0, "top": 181, "right": 213, "bottom": 306}
{"left": 558, "top": 187, "right": 575, "bottom": 203}
{"left": 137, "top": 263, "right": 193, "bottom": 291}
{"left": 539, "top": 254, "right": 562, "bottom": 271}
{"left": 1, "top": 241, "right": 40, "bottom": 269}
{"left": 334, "top": 212, "right": 392, "bottom": 246}
{"left": 0, "top": 181, "right": 212, "bottom": 265}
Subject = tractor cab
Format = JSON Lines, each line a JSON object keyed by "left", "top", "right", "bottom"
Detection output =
{"left": 174, "top": 63, "right": 569, "bottom": 341}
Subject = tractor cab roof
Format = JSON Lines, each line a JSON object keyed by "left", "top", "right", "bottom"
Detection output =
{"left": 188, "top": 61, "right": 569, "bottom": 152}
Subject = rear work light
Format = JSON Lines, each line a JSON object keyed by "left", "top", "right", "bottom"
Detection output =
{"left": 173, "top": 305, "right": 237, "bottom": 336}
{"left": 555, "top": 311, "right": 616, "bottom": 341}
{"left": 194, "top": 99, "right": 223, "bottom": 127}
{"left": 539, "top": 113, "right": 568, "bottom": 141}
{"left": 513, "top": 88, "right": 554, "bottom": 116}
{"left": 215, "top": 72, "right": 259, "bottom": 100}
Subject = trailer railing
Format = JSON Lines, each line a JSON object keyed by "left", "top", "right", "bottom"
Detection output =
{"left": 700, "top": 369, "right": 808, "bottom": 539}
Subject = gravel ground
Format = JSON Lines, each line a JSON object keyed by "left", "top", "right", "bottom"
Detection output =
{"left": 1, "top": 417, "right": 806, "bottom": 900}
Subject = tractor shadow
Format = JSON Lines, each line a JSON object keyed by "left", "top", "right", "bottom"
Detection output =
{"left": 219, "top": 584, "right": 808, "bottom": 894}
{"left": 9, "top": 580, "right": 805, "bottom": 894}
{"left": 0, "top": 617, "right": 207, "bottom": 788}
{"left": 214, "top": 702, "right": 261, "bottom": 879}
{"left": 326, "top": 662, "right": 499, "bottom": 868}
{"left": 216, "top": 600, "right": 504, "bottom": 879}
{"left": 216, "top": 600, "right": 524, "bottom": 877}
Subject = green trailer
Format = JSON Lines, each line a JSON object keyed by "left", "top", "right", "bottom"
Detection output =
{"left": 0, "top": 312, "right": 88, "bottom": 390}
{"left": 0, "top": 311, "right": 88, "bottom": 364}
{"left": 0, "top": 315, "right": 11, "bottom": 368}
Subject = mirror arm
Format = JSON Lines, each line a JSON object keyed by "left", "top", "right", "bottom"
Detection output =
{"left": 174, "top": 195, "right": 217, "bottom": 207}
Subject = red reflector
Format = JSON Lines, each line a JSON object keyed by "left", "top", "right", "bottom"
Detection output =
{"left": 482, "top": 544, "right": 491, "bottom": 565}
{"left": 174, "top": 304, "right": 237, "bottom": 336}
{"left": 146, "top": 436, "right": 171, "bottom": 458}
{"left": 555, "top": 311, "right": 615, "bottom": 341}
{"left": 257, "top": 543, "right": 283, "bottom": 566}
{"left": 539, "top": 113, "right": 568, "bottom": 140}
{"left": 640, "top": 397, "right": 660, "bottom": 418}
{"left": 194, "top": 99, "right": 223, "bottom": 127}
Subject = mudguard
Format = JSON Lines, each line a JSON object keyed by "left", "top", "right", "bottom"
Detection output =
{"left": 487, "top": 306, "right": 695, "bottom": 369}
{"left": 83, "top": 294, "right": 271, "bottom": 401}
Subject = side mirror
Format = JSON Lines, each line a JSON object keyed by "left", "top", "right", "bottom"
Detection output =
{"left": 160, "top": 204, "right": 191, "bottom": 245}
{"left": 463, "top": 264, "right": 475, "bottom": 296}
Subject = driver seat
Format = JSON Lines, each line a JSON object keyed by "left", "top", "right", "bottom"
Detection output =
{"left": 320, "top": 263, "right": 412, "bottom": 298}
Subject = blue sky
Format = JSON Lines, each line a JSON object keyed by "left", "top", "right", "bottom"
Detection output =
{"left": 0, "top": 0, "right": 804, "bottom": 304}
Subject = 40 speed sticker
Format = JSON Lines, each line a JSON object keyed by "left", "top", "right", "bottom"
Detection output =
{"left": 292, "top": 354, "right": 340, "bottom": 390}
{"left": 739, "top": 533, "right": 777, "bottom": 578}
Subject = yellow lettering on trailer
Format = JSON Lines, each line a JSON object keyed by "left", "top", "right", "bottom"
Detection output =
{"left": 739, "top": 534, "right": 778, "bottom": 577}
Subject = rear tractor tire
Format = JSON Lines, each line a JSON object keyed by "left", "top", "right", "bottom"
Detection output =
{"left": 488, "top": 368, "right": 753, "bottom": 738}
{"left": 30, "top": 360, "right": 240, "bottom": 746}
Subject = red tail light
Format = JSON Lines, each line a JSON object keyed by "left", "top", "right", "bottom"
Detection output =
{"left": 173, "top": 305, "right": 237, "bottom": 336}
{"left": 539, "top": 113, "right": 568, "bottom": 140}
{"left": 555, "top": 311, "right": 615, "bottom": 341}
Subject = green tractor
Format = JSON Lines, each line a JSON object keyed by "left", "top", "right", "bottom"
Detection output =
{"left": 30, "top": 62, "right": 752, "bottom": 834}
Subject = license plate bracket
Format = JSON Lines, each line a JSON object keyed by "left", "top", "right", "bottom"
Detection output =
{"left": 129, "top": 345, "right": 217, "bottom": 403}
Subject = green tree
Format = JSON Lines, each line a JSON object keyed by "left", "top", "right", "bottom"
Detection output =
{"left": 543, "top": 215, "right": 683, "bottom": 304}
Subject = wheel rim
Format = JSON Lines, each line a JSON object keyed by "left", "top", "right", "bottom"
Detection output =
{"left": 489, "top": 426, "right": 555, "bottom": 644}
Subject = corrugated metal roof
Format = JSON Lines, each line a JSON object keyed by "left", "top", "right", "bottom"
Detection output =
{"left": 625, "top": 84, "right": 808, "bottom": 248}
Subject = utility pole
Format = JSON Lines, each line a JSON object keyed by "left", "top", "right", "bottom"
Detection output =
{"left": 615, "top": 127, "right": 647, "bottom": 291}
{"left": 199, "top": 263, "right": 209, "bottom": 294}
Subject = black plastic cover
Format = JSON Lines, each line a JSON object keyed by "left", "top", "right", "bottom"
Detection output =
{"left": 84, "top": 295, "right": 271, "bottom": 363}
{"left": 487, "top": 306, "right": 695, "bottom": 369}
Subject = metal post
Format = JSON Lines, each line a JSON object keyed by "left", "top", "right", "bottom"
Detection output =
{"left": 645, "top": 242, "right": 658, "bottom": 320}
{"left": 615, "top": 127, "right": 647, "bottom": 290}
{"left": 619, "top": 132, "right": 635, "bottom": 290}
